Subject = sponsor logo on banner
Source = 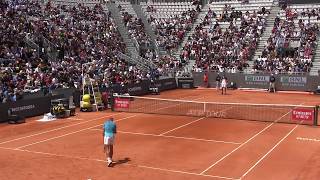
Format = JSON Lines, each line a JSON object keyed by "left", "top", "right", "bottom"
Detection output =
{"left": 114, "top": 98, "right": 129, "bottom": 109}
{"left": 178, "top": 79, "right": 194, "bottom": 83}
{"left": 178, "top": 78, "right": 194, "bottom": 89}
{"left": 127, "top": 86, "right": 142, "bottom": 93}
{"left": 292, "top": 108, "right": 314, "bottom": 122}
{"left": 281, "top": 76, "right": 307, "bottom": 87}
{"left": 244, "top": 75, "right": 269, "bottom": 85}
{"left": 164, "top": 81, "right": 174, "bottom": 86}
{"left": 10, "top": 104, "right": 36, "bottom": 112}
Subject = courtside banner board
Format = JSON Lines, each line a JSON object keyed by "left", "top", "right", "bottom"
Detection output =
{"left": 114, "top": 98, "right": 130, "bottom": 109}
{"left": 291, "top": 109, "right": 314, "bottom": 122}
{"left": 280, "top": 76, "right": 307, "bottom": 87}
{"left": 244, "top": 75, "right": 270, "bottom": 86}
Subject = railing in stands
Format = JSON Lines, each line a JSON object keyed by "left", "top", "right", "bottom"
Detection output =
{"left": 24, "top": 34, "right": 40, "bottom": 58}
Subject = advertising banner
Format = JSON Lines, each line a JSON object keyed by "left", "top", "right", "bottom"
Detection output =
{"left": 280, "top": 76, "right": 307, "bottom": 88}
{"left": 177, "top": 78, "right": 194, "bottom": 89}
{"left": 193, "top": 72, "right": 320, "bottom": 92}
{"left": 158, "top": 78, "right": 177, "bottom": 91}
{"left": 6, "top": 96, "right": 51, "bottom": 118}
{"left": 114, "top": 98, "right": 130, "bottom": 109}
{"left": 0, "top": 103, "right": 8, "bottom": 122}
{"left": 244, "top": 75, "right": 270, "bottom": 86}
{"left": 292, "top": 108, "right": 314, "bottom": 122}
{"left": 126, "top": 81, "right": 150, "bottom": 96}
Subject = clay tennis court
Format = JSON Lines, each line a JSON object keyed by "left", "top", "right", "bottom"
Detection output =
{"left": 0, "top": 89, "right": 320, "bottom": 180}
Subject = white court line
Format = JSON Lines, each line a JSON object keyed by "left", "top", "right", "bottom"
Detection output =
{"left": 240, "top": 124, "right": 300, "bottom": 179}
{"left": 200, "top": 110, "right": 293, "bottom": 175}
{"left": 159, "top": 104, "right": 234, "bottom": 136}
{"left": 159, "top": 117, "right": 206, "bottom": 136}
{"left": 0, "top": 113, "right": 122, "bottom": 145}
{"left": 67, "top": 118, "right": 85, "bottom": 121}
{"left": 153, "top": 96, "right": 205, "bottom": 114}
{"left": 15, "top": 96, "right": 205, "bottom": 150}
{"left": 15, "top": 114, "right": 139, "bottom": 150}
{"left": 1, "top": 94, "right": 200, "bottom": 146}
{"left": 90, "top": 129, "right": 241, "bottom": 145}
{"left": 296, "top": 137, "right": 320, "bottom": 142}
{"left": 0, "top": 146, "right": 240, "bottom": 180}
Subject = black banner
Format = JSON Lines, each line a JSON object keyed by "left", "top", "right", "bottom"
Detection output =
{"left": 52, "top": 88, "right": 77, "bottom": 99}
{"left": 0, "top": 103, "right": 8, "bottom": 122}
{"left": 126, "top": 80, "right": 150, "bottom": 96}
{"left": 7, "top": 96, "right": 51, "bottom": 118}
{"left": 0, "top": 96, "right": 51, "bottom": 122}
{"left": 177, "top": 78, "right": 194, "bottom": 89}
{"left": 125, "top": 78, "right": 177, "bottom": 95}
{"left": 157, "top": 78, "right": 177, "bottom": 91}
{"left": 0, "top": 78, "right": 178, "bottom": 122}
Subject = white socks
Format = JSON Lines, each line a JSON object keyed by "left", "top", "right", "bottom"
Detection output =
{"left": 107, "top": 157, "right": 112, "bottom": 162}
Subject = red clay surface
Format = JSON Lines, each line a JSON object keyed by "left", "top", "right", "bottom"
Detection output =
{"left": 0, "top": 89, "right": 320, "bottom": 180}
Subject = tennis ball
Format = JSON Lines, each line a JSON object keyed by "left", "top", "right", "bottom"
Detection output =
{"left": 82, "top": 94, "right": 91, "bottom": 102}
{"left": 82, "top": 101, "right": 91, "bottom": 108}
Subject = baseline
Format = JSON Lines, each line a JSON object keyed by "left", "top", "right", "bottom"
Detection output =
{"left": 0, "top": 146, "right": 240, "bottom": 180}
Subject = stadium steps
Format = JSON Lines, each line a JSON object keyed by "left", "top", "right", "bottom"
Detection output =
{"left": 310, "top": 39, "right": 320, "bottom": 75}
{"left": 104, "top": 2, "right": 139, "bottom": 58}
{"left": 104, "top": 2, "right": 157, "bottom": 71}
{"left": 132, "top": 4, "right": 161, "bottom": 56}
{"left": 174, "top": 4, "right": 209, "bottom": 71}
{"left": 247, "top": 5, "right": 281, "bottom": 71}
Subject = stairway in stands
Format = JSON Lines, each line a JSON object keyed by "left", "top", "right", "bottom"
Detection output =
{"left": 104, "top": 2, "right": 139, "bottom": 58}
{"left": 175, "top": 4, "right": 209, "bottom": 72}
{"left": 246, "top": 5, "right": 281, "bottom": 72}
{"left": 310, "top": 38, "right": 320, "bottom": 75}
{"left": 132, "top": 4, "right": 161, "bottom": 56}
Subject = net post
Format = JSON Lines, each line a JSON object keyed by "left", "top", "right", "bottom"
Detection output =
{"left": 314, "top": 105, "right": 318, "bottom": 126}
{"left": 110, "top": 93, "right": 115, "bottom": 111}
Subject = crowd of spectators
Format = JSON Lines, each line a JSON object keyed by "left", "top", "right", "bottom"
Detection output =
{"left": 148, "top": 7, "right": 200, "bottom": 53}
{"left": 253, "top": 7, "right": 319, "bottom": 73}
{"left": 119, "top": 5, "right": 152, "bottom": 54}
{"left": 297, "top": 8, "right": 320, "bottom": 20}
{"left": 2, "top": 0, "right": 319, "bottom": 103}
{"left": 0, "top": 1, "right": 152, "bottom": 103}
{"left": 119, "top": 7, "right": 184, "bottom": 76}
{"left": 189, "top": 8, "right": 267, "bottom": 73}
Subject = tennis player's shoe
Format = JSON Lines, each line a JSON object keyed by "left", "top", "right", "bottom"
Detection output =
{"left": 107, "top": 161, "right": 112, "bottom": 167}
{"left": 107, "top": 159, "right": 113, "bottom": 167}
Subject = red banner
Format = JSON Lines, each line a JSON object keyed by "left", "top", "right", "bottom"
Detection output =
{"left": 291, "top": 109, "right": 314, "bottom": 122}
{"left": 114, "top": 98, "right": 130, "bottom": 109}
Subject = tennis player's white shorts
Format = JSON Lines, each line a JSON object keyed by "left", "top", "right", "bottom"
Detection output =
{"left": 104, "top": 136, "right": 115, "bottom": 145}
{"left": 221, "top": 83, "right": 227, "bottom": 88}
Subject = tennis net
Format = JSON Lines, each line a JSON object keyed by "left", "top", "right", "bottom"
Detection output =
{"left": 112, "top": 95, "right": 318, "bottom": 125}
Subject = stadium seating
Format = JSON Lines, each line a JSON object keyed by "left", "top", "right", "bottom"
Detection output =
{"left": 1, "top": 0, "right": 320, "bottom": 102}
{"left": 253, "top": 4, "right": 320, "bottom": 73}
{"left": 185, "top": 0, "right": 272, "bottom": 73}
{"left": 141, "top": 1, "right": 200, "bottom": 53}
